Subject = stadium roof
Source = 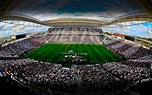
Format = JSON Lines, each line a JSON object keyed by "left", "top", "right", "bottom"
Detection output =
{"left": 0, "top": 0, "right": 152, "bottom": 38}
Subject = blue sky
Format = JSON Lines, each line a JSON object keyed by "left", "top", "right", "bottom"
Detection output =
{"left": 102, "top": 22, "right": 152, "bottom": 38}
{"left": 0, "top": 21, "right": 152, "bottom": 38}
{"left": 0, "top": 22, "right": 48, "bottom": 38}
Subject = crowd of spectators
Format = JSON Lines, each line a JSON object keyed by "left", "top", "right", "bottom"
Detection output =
{"left": 0, "top": 44, "right": 16, "bottom": 57}
{"left": 47, "top": 27, "right": 104, "bottom": 43}
{"left": 103, "top": 62, "right": 150, "bottom": 82}
{"left": 122, "top": 60, "right": 151, "bottom": 69}
{"left": 103, "top": 38, "right": 152, "bottom": 60}
{"left": 0, "top": 58, "right": 151, "bottom": 92}
{"left": 0, "top": 59, "right": 78, "bottom": 90}
{"left": 128, "top": 46, "right": 152, "bottom": 59}
{"left": 132, "top": 55, "right": 152, "bottom": 63}
{"left": 73, "top": 65, "right": 120, "bottom": 91}
{"left": 0, "top": 28, "right": 151, "bottom": 94}
{"left": 0, "top": 35, "right": 45, "bottom": 57}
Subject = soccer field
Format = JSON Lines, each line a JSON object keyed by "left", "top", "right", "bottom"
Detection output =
{"left": 25, "top": 43, "right": 122, "bottom": 65}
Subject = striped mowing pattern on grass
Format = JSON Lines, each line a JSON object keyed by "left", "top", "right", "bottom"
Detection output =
{"left": 25, "top": 43, "right": 122, "bottom": 64}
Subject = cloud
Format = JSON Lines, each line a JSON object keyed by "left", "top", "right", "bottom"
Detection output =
{"left": 0, "top": 22, "right": 48, "bottom": 38}
{"left": 102, "top": 23, "right": 152, "bottom": 38}
{"left": 10, "top": 0, "right": 140, "bottom": 21}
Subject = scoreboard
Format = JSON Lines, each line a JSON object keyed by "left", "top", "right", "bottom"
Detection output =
{"left": 15, "top": 34, "right": 26, "bottom": 39}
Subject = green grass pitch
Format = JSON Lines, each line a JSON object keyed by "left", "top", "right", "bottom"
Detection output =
{"left": 25, "top": 43, "right": 122, "bottom": 65}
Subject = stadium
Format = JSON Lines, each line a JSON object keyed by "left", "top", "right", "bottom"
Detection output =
{"left": 0, "top": 0, "right": 152, "bottom": 95}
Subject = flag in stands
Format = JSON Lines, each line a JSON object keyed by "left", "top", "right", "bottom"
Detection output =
{"left": 4, "top": 69, "right": 8, "bottom": 75}
{"left": 0, "top": 69, "right": 4, "bottom": 77}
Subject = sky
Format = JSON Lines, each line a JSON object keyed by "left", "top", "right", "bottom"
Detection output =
{"left": 0, "top": 21, "right": 152, "bottom": 38}
{"left": 102, "top": 22, "right": 152, "bottom": 38}
{"left": 0, "top": 22, "right": 49, "bottom": 38}
{"left": 0, "top": 0, "right": 151, "bottom": 38}
{"left": 11, "top": 0, "right": 140, "bottom": 22}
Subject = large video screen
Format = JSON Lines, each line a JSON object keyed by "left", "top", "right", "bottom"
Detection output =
{"left": 125, "top": 35, "right": 135, "bottom": 41}
{"left": 16, "top": 34, "right": 26, "bottom": 39}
